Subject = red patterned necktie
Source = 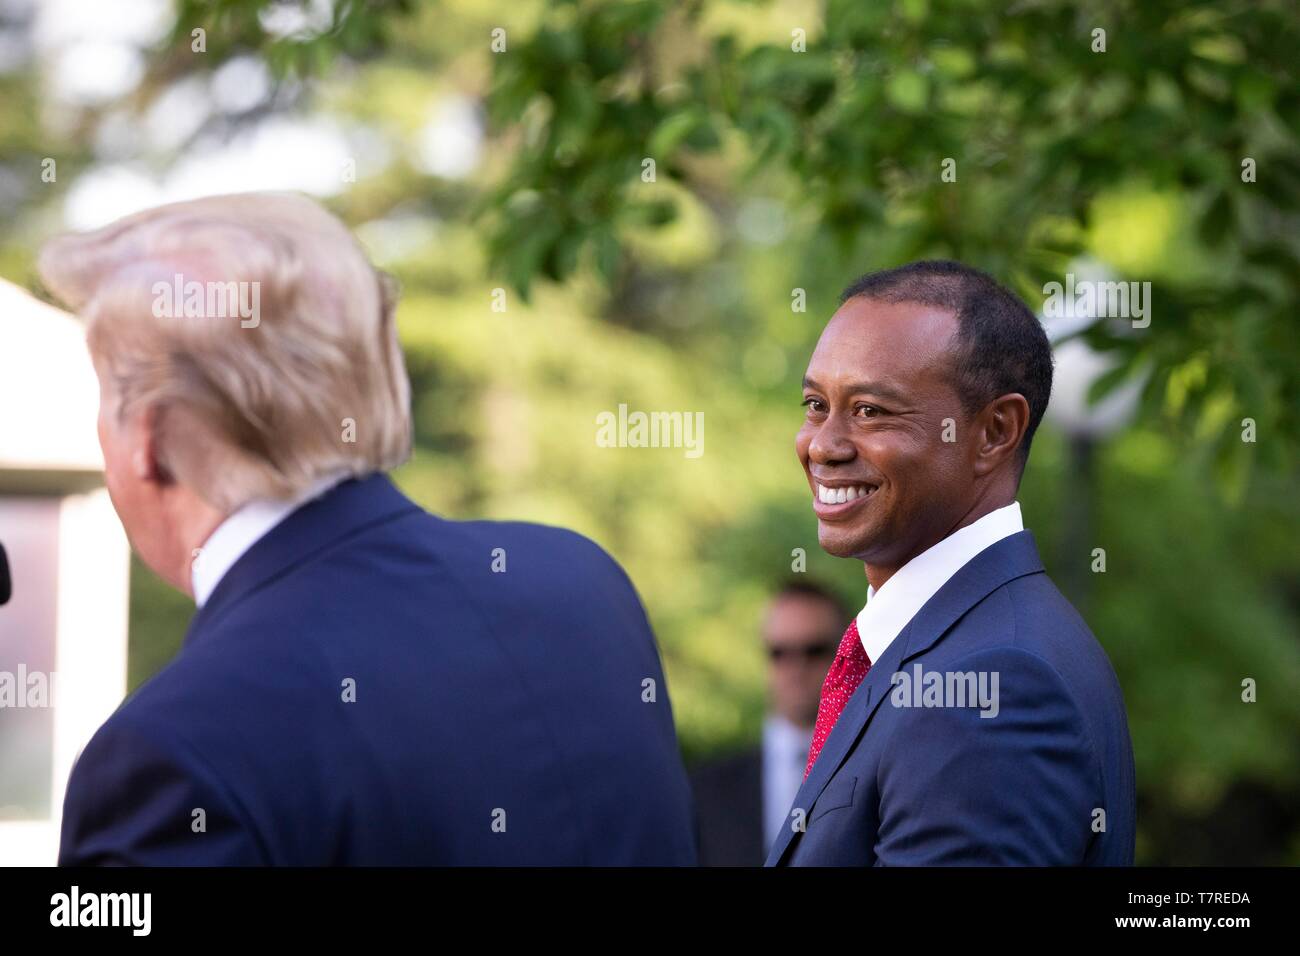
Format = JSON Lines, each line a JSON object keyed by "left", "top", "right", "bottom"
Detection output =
{"left": 803, "top": 619, "right": 872, "bottom": 779}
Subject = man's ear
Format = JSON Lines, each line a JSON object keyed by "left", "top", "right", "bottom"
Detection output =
{"left": 972, "top": 393, "right": 1030, "bottom": 477}
{"left": 128, "top": 404, "right": 171, "bottom": 485}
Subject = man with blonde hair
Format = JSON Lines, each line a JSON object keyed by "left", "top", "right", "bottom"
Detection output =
{"left": 42, "top": 192, "right": 696, "bottom": 865}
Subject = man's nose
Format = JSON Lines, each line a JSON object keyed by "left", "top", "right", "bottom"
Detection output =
{"left": 807, "top": 417, "right": 855, "bottom": 465}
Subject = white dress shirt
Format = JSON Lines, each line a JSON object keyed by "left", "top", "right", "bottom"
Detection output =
{"left": 761, "top": 714, "right": 813, "bottom": 851}
{"left": 855, "top": 501, "right": 1024, "bottom": 665}
{"left": 190, "top": 471, "right": 352, "bottom": 607}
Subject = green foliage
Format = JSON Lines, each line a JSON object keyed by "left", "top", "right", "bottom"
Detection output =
{"left": 477, "top": 0, "right": 1300, "bottom": 480}
{"left": 166, "top": 0, "right": 416, "bottom": 77}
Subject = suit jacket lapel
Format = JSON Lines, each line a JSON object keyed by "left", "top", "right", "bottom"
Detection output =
{"left": 765, "top": 627, "right": 910, "bottom": 866}
{"left": 765, "top": 530, "right": 1046, "bottom": 865}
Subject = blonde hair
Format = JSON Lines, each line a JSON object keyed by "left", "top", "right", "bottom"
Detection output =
{"left": 38, "top": 192, "right": 412, "bottom": 512}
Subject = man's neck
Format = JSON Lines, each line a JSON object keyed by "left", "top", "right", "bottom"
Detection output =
{"left": 864, "top": 494, "right": 1016, "bottom": 592}
{"left": 170, "top": 497, "right": 227, "bottom": 598}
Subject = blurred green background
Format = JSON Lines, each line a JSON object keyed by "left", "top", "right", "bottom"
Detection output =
{"left": 2, "top": 0, "right": 1297, "bottom": 864}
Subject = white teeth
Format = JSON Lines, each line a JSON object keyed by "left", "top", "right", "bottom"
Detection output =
{"left": 817, "top": 484, "right": 872, "bottom": 504}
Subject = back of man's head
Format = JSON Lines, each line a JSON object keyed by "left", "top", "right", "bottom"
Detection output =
{"left": 38, "top": 192, "right": 412, "bottom": 512}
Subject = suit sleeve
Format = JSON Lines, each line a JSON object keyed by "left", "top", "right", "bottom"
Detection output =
{"left": 59, "top": 714, "right": 267, "bottom": 866}
{"left": 873, "top": 646, "right": 1102, "bottom": 865}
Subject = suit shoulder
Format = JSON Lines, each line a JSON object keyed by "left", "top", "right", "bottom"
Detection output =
{"left": 451, "top": 517, "right": 616, "bottom": 558}
{"left": 315, "top": 504, "right": 617, "bottom": 568}
{"left": 998, "top": 575, "right": 1125, "bottom": 687}
{"left": 439, "top": 517, "right": 634, "bottom": 585}
{"left": 1002, "top": 571, "right": 1095, "bottom": 637}
{"left": 943, "top": 574, "right": 1116, "bottom": 681}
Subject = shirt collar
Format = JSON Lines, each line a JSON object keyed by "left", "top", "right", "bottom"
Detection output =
{"left": 855, "top": 501, "right": 1024, "bottom": 664}
{"left": 190, "top": 471, "right": 351, "bottom": 608}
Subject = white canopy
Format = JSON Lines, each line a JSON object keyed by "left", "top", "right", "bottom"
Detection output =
{"left": 0, "top": 278, "right": 102, "bottom": 477}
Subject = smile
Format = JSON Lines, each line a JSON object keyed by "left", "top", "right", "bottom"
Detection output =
{"left": 816, "top": 483, "right": 873, "bottom": 504}
{"left": 812, "top": 482, "right": 877, "bottom": 518}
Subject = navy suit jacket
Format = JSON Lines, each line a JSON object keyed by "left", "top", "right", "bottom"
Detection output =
{"left": 766, "top": 531, "right": 1135, "bottom": 866}
{"left": 60, "top": 474, "right": 697, "bottom": 865}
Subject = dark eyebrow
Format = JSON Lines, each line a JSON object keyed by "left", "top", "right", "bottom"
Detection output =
{"left": 802, "top": 376, "right": 910, "bottom": 404}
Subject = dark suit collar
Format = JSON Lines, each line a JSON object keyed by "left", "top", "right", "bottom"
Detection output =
{"left": 184, "top": 472, "right": 419, "bottom": 644}
{"left": 766, "top": 529, "right": 1045, "bottom": 865}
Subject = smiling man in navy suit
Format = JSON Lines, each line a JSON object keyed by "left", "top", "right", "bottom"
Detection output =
{"left": 40, "top": 192, "right": 696, "bottom": 866}
{"left": 769, "top": 260, "right": 1135, "bottom": 866}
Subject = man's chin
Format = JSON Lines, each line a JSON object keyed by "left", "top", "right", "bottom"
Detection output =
{"left": 817, "top": 524, "right": 874, "bottom": 560}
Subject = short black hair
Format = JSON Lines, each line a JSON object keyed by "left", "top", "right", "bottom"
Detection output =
{"left": 771, "top": 579, "right": 851, "bottom": 622}
{"left": 839, "top": 259, "right": 1054, "bottom": 466}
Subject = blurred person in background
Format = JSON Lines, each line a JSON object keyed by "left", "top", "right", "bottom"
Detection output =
{"left": 39, "top": 192, "right": 696, "bottom": 866}
{"left": 691, "top": 580, "right": 845, "bottom": 865}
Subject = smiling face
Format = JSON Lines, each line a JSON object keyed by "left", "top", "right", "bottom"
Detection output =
{"left": 796, "top": 297, "right": 985, "bottom": 582}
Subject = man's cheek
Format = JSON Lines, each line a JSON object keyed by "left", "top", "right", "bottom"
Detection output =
{"left": 794, "top": 428, "right": 813, "bottom": 463}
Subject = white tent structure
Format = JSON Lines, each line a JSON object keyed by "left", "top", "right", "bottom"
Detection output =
{"left": 0, "top": 277, "right": 129, "bottom": 866}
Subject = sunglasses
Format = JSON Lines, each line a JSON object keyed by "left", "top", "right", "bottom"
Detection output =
{"left": 766, "top": 641, "right": 837, "bottom": 663}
